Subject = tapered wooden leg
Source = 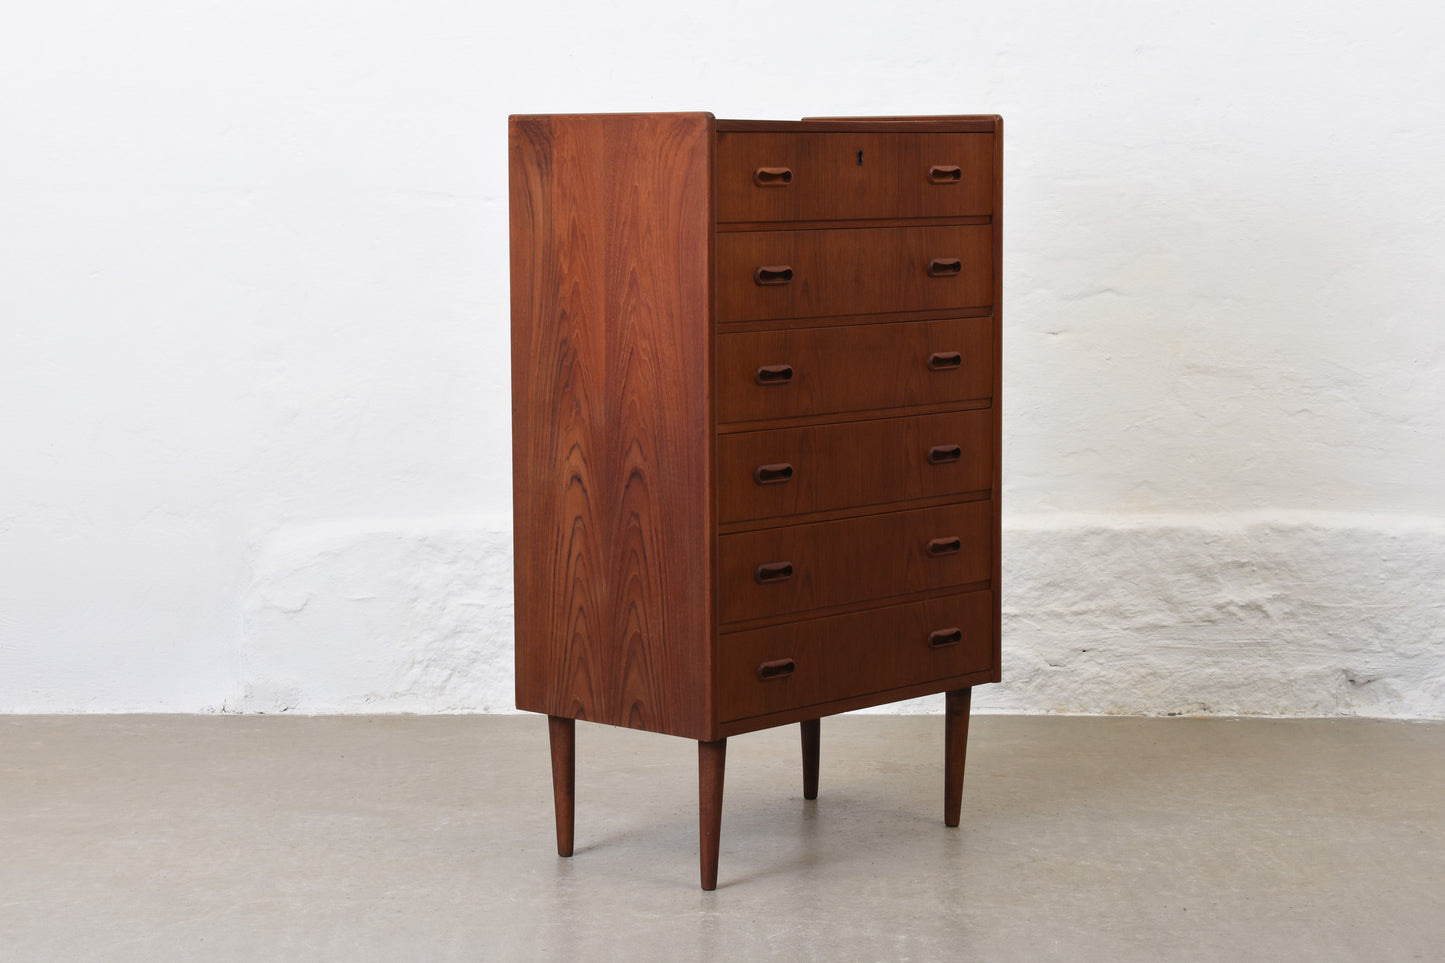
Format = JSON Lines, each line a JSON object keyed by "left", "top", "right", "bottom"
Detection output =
{"left": 698, "top": 738, "right": 727, "bottom": 891}
{"left": 547, "top": 716, "right": 575, "bottom": 857}
{"left": 800, "top": 718, "right": 820, "bottom": 800}
{"left": 944, "top": 688, "right": 972, "bottom": 828}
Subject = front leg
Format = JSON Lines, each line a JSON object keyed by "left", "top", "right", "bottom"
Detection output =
{"left": 800, "top": 718, "right": 820, "bottom": 800}
{"left": 547, "top": 716, "right": 575, "bottom": 856}
{"left": 698, "top": 738, "right": 727, "bottom": 890}
{"left": 944, "top": 688, "right": 972, "bottom": 827}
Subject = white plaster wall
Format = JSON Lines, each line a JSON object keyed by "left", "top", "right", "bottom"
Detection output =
{"left": 1, "top": 1, "right": 1441, "bottom": 715}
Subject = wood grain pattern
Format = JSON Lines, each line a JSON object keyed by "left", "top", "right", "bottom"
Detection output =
{"left": 716, "top": 224, "right": 991, "bottom": 322}
{"left": 510, "top": 113, "right": 716, "bottom": 740}
{"left": 718, "top": 591, "right": 993, "bottom": 721}
{"left": 717, "top": 409, "right": 992, "bottom": 525}
{"left": 716, "top": 501, "right": 992, "bottom": 624}
{"left": 717, "top": 132, "right": 993, "bottom": 223}
{"left": 717, "top": 316, "right": 993, "bottom": 424}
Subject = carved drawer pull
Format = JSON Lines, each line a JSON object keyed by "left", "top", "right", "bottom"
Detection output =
{"left": 928, "top": 351, "right": 963, "bottom": 370}
{"left": 754, "top": 167, "right": 793, "bottom": 187}
{"left": 927, "top": 444, "right": 963, "bottom": 464}
{"left": 755, "top": 265, "right": 794, "bottom": 285}
{"left": 928, "top": 627, "right": 964, "bottom": 648}
{"left": 754, "top": 364, "right": 794, "bottom": 385}
{"left": 757, "top": 658, "right": 796, "bottom": 680}
{"left": 754, "top": 463, "right": 794, "bottom": 485}
{"left": 755, "top": 561, "right": 795, "bottom": 583}
{"left": 927, "top": 258, "right": 962, "bottom": 277}
{"left": 926, "top": 536, "right": 962, "bottom": 557}
{"left": 929, "top": 165, "right": 963, "bottom": 183}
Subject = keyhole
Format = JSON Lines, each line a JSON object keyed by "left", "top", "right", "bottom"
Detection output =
{"left": 856, "top": 149, "right": 864, "bottom": 166}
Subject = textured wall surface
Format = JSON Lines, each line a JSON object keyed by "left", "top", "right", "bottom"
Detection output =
{"left": 230, "top": 514, "right": 1444, "bottom": 718}
{"left": 988, "top": 514, "right": 1445, "bottom": 717}
{"left": 2, "top": 1, "right": 1441, "bottom": 715}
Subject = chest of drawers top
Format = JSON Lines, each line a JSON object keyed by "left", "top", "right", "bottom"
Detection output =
{"left": 510, "top": 113, "right": 1001, "bottom": 744}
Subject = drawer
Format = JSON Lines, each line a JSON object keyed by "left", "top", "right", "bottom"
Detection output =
{"left": 718, "top": 316, "right": 992, "bottom": 423}
{"left": 716, "top": 225, "right": 991, "bottom": 323}
{"left": 717, "top": 501, "right": 991, "bottom": 624}
{"left": 716, "top": 131, "right": 994, "bottom": 223}
{"left": 718, "top": 410, "right": 992, "bottom": 525}
{"left": 718, "top": 591, "right": 994, "bottom": 722}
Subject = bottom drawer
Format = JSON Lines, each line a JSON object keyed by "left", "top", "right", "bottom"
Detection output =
{"left": 718, "top": 591, "right": 993, "bottom": 722}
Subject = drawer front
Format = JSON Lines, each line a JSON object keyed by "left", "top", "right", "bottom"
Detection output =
{"left": 716, "top": 132, "right": 994, "bottom": 223}
{"left": 717, "top": 501, "right": 991, "bottom": 624}
{"left": 718, "top": 410, "right": 992, "bottom": 525}
{"left": 716, "top": 225, "right": 991, "bottom": 323}
{"left": 718, "top": 316, "right": 992, "bottom": 424}
{"left": 718, "top": 591, "right": 994, "bottom": 721}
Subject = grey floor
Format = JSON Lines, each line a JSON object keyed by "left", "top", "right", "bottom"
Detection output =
{"left": 2, "top": 715, "right": 1442, "bottom": 962}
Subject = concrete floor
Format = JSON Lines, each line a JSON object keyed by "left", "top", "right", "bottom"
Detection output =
{"left": 1, "top": 715, "right": 1442, "bottom": 962}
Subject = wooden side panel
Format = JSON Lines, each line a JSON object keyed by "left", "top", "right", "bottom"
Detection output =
{"left": 510, "top": 113, "right": 716, "bottom": 740}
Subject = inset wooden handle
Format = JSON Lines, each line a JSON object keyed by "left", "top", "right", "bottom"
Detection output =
{"left": 755, "top": 561, "right": 795, "bottom": 583}
{"left": 928, "top": 351, "right": 963, "bottom": 370}
{"left": 927, "top": 444, "right": 963, "bottom": 464}
{"left": 757, "top": 658, "right": 796, "bottom": 680}
{"left": 754, "top": 364, "right": 794, "bottom": 385}
{"left": 928, "top": 165, "right": 963, "bottom": 183}
{"left": 754, "top": 463, "right": 794, "bottom": 485}
{"left": 926, "top": 536, "right": 962, "bottom": 557}
{"left": 928, "top": 627, "right": 963, "bottom": 648}
{"left": 927, "top": 258, "right": 962, "bottom": 277}
{"left": 754, "top": 167, "right": 793, "bottom": 187}
{"left": 755, "top": 265, "right": 794, "bottom": 285}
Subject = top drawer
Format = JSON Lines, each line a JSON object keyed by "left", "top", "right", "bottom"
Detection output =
{"left": 717, "top": 132, "right": 994, "bottom": 223}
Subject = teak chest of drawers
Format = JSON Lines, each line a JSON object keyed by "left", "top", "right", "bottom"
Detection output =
{"left": 509, "top": 112, "right": 1001, "bottom": 889}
